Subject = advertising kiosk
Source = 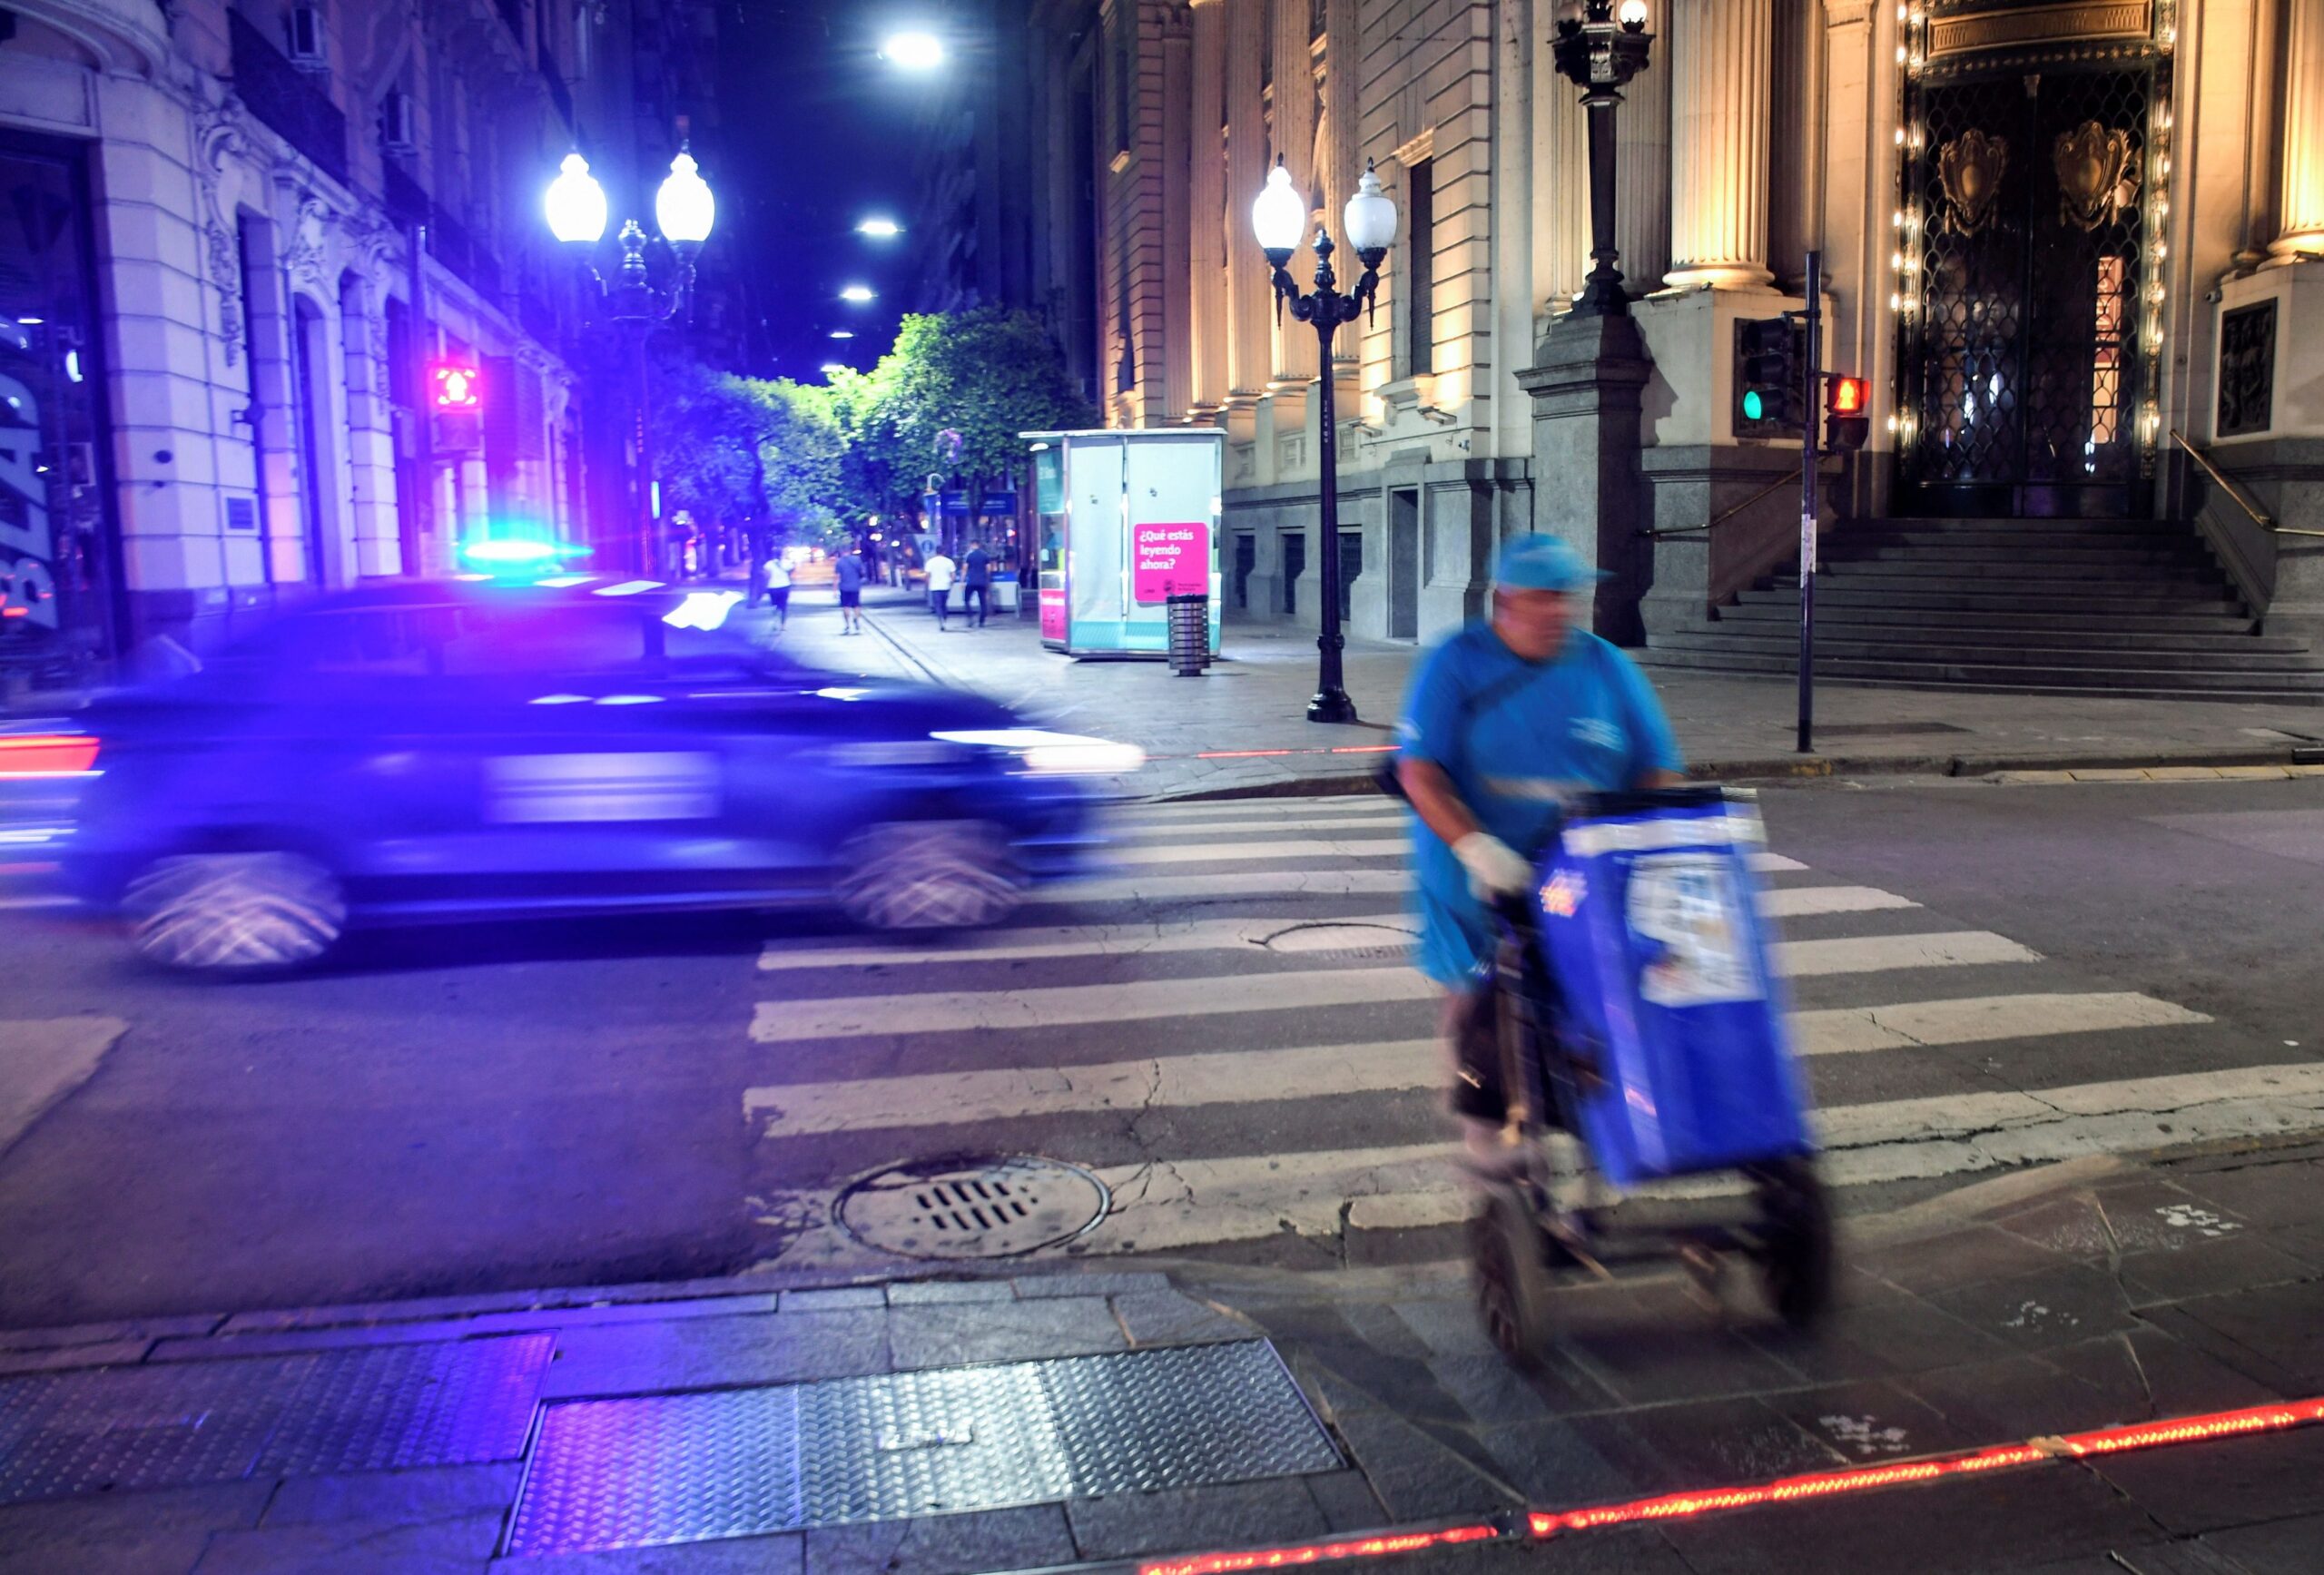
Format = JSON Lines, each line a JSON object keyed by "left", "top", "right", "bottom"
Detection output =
{"left": 1026, "top": 429, "right": 1223, "bottom": 659}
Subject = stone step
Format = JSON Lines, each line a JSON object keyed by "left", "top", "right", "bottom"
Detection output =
{"left": 1786, "top": 561, "right": 2226, "bottom": 586}
{"left": 1852, "top": 517, "right": 2188, "bottom": 536}
{"left": 1638, "top": 648, "right": 2324, "bottom": 700}
{"left": 1711, "top": 602, "right": 2263, "bottom": 636}
{"left": 1738, "top": 586, "right": 2247, "bottom": 616}
{"left": 1648, "top": 629, "right": 2324, "bottom": 674}
{"left": 1696, "top": 617, "right": 2305, "bottom": 654}
{"left": 1837, "top": 543, "right": 2217, "bottom": 569}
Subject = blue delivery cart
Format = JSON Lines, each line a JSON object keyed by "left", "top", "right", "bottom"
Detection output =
{"left": 1462, "top": 785, "right": 1834, "bottom": 1364}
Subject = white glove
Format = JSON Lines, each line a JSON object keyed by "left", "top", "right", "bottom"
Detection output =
{"left": 1452, "top": 832, "right": 1533, "bottom": 900}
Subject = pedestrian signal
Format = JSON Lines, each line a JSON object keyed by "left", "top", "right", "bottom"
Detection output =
{"left": 429, "top": 362, "right": 483, "bottom": 411}
{"left": 1824, "top": 374, "right": 1871, "bottom": 453}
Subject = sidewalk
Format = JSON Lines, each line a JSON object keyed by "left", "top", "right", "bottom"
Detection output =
{"left": 1, "top": 1142, "right": 2319, "bottom": 1572}
{"left": 763, "top": 592, "right": 2324, "bottom": 801}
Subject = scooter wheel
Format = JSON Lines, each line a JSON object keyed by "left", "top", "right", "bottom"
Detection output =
{"left": 1470, "top": 1186, "right": 1561, "bottom": 1369}
{"left": 1754, "top": 1157, "right": 1835, "bottom": 1330}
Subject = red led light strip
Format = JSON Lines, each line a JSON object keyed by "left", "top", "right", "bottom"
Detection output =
{"left": 1137, "top": 1521, "right": 1501, "bottom": 1575}
{"left": 1531, "top": 1395, "right": 2324, "bottom": 1541}
{"left": 1140, "top": 1396, "right": 2324, "bottom": 1575}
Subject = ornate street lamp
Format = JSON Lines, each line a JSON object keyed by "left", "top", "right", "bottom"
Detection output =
{"left": 1550, "top": 0, "right": 1654, "bottom": 317}
{"left": 544, "top": 148, "right": 715, "bottom": 573}
{"left": 1252, "top": 158, "right": 1397, "bottom": 724}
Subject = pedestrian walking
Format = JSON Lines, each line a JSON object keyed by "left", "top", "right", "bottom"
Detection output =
{"left": 924, "top": 547, "right": 959, "bottom": 631}
{"left": 763, "top": 553, "right": 792, "bottom": 632}
{"left": 835, "top": 546, "right": 866, "bottom": 635}
{"left": 962, "top": 540, "right": 993, "bottom": 628}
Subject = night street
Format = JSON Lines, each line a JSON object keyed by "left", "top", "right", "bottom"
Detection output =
{"left": 2, "top": 764, "right": 2318, "bottom": 1325}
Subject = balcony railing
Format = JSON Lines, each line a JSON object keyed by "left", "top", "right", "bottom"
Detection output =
{"left": 229, "top": 10, "right": 349, "bottom": 186}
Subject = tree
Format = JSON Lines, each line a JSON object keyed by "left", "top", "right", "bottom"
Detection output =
{"left": 755, "top": 379, "right": 844, "bottom": 543}
{"left": 648, "top": 357, "right": 767, "bottom": 537}
{"left": 854, "top": 308, "right": 1095, "bottom": 550}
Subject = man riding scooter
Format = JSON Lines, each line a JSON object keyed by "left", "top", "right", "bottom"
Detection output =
{"left": 1396, "top": 535, "right": 1687, "bottom": 1169}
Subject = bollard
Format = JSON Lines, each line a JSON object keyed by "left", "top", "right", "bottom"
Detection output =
{"left": 1166, "top": 592, "right": 1209, "bottom": 676}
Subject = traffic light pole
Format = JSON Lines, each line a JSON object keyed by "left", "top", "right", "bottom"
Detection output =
{"left": 1797, "top": 250, "right": 1820, "bottom": 756}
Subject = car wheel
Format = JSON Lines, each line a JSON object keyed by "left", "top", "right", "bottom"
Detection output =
{"left": 834, "top": 821, "right": 1021, "bottom": 930}
{"left": 124, "top": 851, "right": 348, "bottom": 972}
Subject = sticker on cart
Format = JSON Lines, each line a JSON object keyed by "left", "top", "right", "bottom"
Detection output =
{"left": 1625, "top": 852, "right": 1760, "bottom": 1007}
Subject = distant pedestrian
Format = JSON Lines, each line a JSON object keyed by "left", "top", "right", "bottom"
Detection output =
{"left": 835, "top": 546, "right": 866, "bottom": 635}
{"left": 763, "top": 554, "right": 792, "bottom": 631}
{"left": 962, "top": 541, "right": 993, "bottom": 628}
{"left": 924, "top": 547, "right": 959, "bottom": 631}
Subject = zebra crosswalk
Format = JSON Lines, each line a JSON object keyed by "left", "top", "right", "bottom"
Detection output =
{"left": 742, "top": 795, "right": 2321, "bottom": 1271}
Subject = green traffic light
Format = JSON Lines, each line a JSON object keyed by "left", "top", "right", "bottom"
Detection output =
{"left": 1742, "top": 389, "right": 1765, "bottom": 422}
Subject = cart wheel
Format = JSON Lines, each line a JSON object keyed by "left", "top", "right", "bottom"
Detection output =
{"left": 1755, "top": 1157, "right": 1835, "bottom": 1329}
{"left": 1470, "top": 1186, "right": 1561, "bottom": 1369}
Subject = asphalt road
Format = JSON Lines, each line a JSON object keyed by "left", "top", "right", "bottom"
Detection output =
{"left": 0, "top": 773, "right": 2318, "bottom": 1327}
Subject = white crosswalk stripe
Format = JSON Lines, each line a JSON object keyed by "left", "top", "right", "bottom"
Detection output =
{"left": 743, "top": 795, "right": 2287, "bottom": 1268}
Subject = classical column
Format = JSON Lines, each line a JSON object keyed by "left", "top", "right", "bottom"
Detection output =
{"left": 2276, "top": 0, "right": 2324, "bottom": 257}
{"left": 1664, "top": 0, "right": 1775, "bottom": 289}
{"left": 1188, "top": 0, "right": 1229, "bottom": 410}
{"left": 1269, "top": 0, "right": 1318, "bottom": 382}
{"left": 1224, "top": 0, "right": 1271, "bottom": 401}
{"left": 1534, "top": 33, "right": 1590, "bottom": 310}
{"left": 1323, "top": 0, "right": 1359, "bottom": 379}
{"left": 1616, "top": 0, "right": 1672, "bottom": 296}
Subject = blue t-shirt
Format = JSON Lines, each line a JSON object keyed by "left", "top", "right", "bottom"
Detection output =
{"left": 835, "top": 555, "right": 866, "bottom": 592}
{"left": 1398, "top": 621, "right": 1683, "bottom": 985}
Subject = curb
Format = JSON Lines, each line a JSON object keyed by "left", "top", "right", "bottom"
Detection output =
{"left": 1157, "top": 743, "right": 2324, "bottom": 802}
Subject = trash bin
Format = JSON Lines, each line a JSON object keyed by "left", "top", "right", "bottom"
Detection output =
{"left": 1531, "top": 788, "right": 1813, "bottom": 1187}
{"left": 1166, "top": 592, "right": 1209, "bottom": 676}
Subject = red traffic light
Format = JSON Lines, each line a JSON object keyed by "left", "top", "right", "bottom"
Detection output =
{"left": 1827, "top": 375, "right": 1867, "bottom": 415}
{"left": 429, "top": 362, "right": 483, "bottom": 411}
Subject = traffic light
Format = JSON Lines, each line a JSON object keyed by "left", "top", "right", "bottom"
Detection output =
{"left": 1735, "top": 316, "right": 1804, "bottom": 436}
{"left": 1824, "top": 374, "right": 1871, "bottom": 454}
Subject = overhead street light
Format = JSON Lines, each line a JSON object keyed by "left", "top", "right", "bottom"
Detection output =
{"left": 839, "top": 283, "right": 876, "bottom": 303}
{"left": 880, "top": 30, "right": 943, "bottom": 69}
{"left": 542, "top": 144, "right": 715, "bottom": 576}
{"left": 820, "top": 362, "right": 850, "bottom": 378}
{"left": 829, "top": 330, "right": 856, "bottom": 340}
{"left": 1249, "top": 157, "right": 1396, "bottom": 726}
{"left": 856, "top": 217, "right": 902, "bottom": 239}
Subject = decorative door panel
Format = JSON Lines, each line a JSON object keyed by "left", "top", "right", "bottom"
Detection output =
{"left": 1899, "top": 68, "right": 2154, "bottom": 517}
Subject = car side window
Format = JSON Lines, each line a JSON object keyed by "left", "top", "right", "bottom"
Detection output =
{"left": 435, "top": 605, "right": 654, "bottom": 678}
{"left": 251, "top": 607, "right": 456, "bottom": 678}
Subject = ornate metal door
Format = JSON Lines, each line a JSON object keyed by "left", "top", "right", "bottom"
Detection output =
{"left": 1899, "top": 68, "right": 2154, "bottom": 517}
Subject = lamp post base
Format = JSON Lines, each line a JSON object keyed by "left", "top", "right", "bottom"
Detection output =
{"left": 1306, "top": 688, "right": 1360, "bottom": 725}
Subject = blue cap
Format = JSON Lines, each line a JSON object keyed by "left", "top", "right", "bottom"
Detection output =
{"left": 1492, "top": 535, "right": 1608, "bottom": 592}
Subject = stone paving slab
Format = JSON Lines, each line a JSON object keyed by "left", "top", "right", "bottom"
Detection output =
{"left": 1, "top": 1147, "right": 2320, "bottom": 1573}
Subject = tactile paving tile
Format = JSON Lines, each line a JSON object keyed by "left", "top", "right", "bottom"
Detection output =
{"left": 507, "top": 1340, "right": 1338, "bottom": 1556}
{"left": 0, "top": 1334, "right": 551, "bottom": 1505}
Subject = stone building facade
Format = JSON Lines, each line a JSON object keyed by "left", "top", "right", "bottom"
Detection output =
{"left": 0, "top": 0, "right": 714, "bottom": 674}
{"left": 1008, "top": 0, "right": 2324, "bottom": 652}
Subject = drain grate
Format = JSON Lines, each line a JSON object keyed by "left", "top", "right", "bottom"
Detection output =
{"left": 0, "top": 1334, "right": 551, "bottom": 1505}
{"left": 506, "top": 1339, "right": 1338, "bottom": 1555}
{"left": 837, "top": 1156, "right": 1108, "bottom": 1260}
{"left": 1259, "top": 920, "right": 1416, "bottom": 963}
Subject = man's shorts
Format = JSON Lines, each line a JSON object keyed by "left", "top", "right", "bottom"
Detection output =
{"left": 838, "top": 589, "right": 861, "bottom": 608}
{"left": 929, "top": 589, "right": 950, "bottom": 615}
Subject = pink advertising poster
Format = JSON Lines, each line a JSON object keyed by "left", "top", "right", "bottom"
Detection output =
{"left": 1132, "top": 522, "right": 1209, "bottom": 604}
{"left": 1039, "top": 586, "right": 1067, "bottom": 641}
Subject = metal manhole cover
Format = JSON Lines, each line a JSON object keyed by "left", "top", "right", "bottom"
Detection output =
{"left": 836, "top": 1157, "right": 1108, "bottom": 1260}
{"left": 1258, "top": 920, "right": 1415, "bottom": 962}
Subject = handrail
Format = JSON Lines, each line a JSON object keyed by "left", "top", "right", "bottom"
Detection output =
{"left": 1640, "top": 469, "right": 1799, "bottom": 540}
{"left": 2170, "top": 429, "right": 2273, "bottom": 528}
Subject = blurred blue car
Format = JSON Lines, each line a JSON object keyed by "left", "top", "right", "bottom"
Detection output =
{"left": 58, "top": 578, "right": 1133, "bottom": 971}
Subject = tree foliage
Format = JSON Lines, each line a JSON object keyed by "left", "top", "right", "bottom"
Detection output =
{"left": 645, "top": 308, "right": 1093, "bottom": 549}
